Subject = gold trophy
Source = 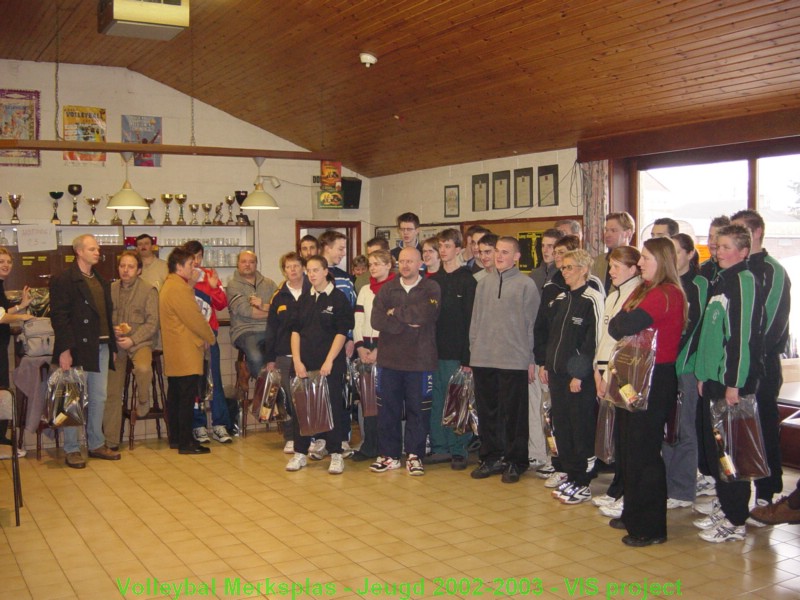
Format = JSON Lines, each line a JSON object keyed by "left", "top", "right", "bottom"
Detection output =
{"left": 224, "top": 195, "right": 236, "bottom": 225}
{"left": 49, "top": 191, "right": 64, "bottom": 224}
{"left": 161, "top": 193, "right": 173, "bottom": 225}
{"left": 109, "top": 194, "right": 123, "bottom": 226}
{"left": 86, "top": 197, "right": 102, "bottom": 225}
{"left": 189, "top": 203, "right": 200, "bottom": 225}
{"left": 202, "top": 202, "right": 213, "bottom": 225}
{"left": 8, "top": 194, "right": 22, "bottom": 225}
{"left": 175, "top": 193, "right": 187, "bottom": 225}
{"left": 143, "top": 197, "right": 156, "bottom": 225}
{"left": 67, "top": 183, "right": 82, "bottom": 225}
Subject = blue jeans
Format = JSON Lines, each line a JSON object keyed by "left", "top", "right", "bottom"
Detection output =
{"left": 64, "top": 345, "right": 109, "bottom": 453}
{"left": 376, "top": 367, "right": 432, "bottom": 459}
{"left": 234, "top": 331, "right": 266, "bottom": 379}
{"left": 193, "top": 333, "right": 231, "bottom": 429}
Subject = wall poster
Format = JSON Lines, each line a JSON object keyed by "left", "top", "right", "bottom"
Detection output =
{"left": 0, "top": 89, "right": 40, "bottom": 167}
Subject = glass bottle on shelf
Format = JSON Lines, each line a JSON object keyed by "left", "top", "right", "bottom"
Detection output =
{"left": 0, "top": 230, "right": 7, "bottom": 245}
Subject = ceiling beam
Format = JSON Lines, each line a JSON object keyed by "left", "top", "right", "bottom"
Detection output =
{"left": 0, "top": 139, "right": 332, "bottom": 162}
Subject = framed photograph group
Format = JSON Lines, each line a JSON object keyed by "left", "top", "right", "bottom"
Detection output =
{"left": 472, "top": 174, "right": 489, "bottom": 212}
{"left": 492, "top": 170, "right": 510, "bottom": 210}
{"left": 538, "top": 165, "right": 559, "bottom": 207}
{"left": 514, "top": 167, "right": 533, "bottom": 208}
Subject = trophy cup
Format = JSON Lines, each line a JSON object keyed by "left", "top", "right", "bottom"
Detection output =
{"left": 67, "top": 183, "right": 82, "bottom": 225}
{"left": 8, "top": 194, "right": 22, "bottom": 225}
{"left": 224, "top": 195, "right": 236, "bottom": 225}
{"left": 161, "top": 193, "right": 173, "bottom": 225}
{"left": 202, "top": 203, "right": 213, "bottom": 225}
{"left": 234, "top": 190, "right": 250, "bottom": 225}
{"left": 109, "top": 194, "right": 123, "bottom": 226}
{"left": 143, "top": 197, "right": 156, "bottom": 225}
{"left": 86, "top": 197, "right": 101, "bottom": 225}
{"left": 49, "top": 191, "right": 64, "bottom": 224}
{"left": 189, "top": 204, "right": 200, "bottom": 226}
{"left": 128, "top": 209, "right": 138, "bottom": 225}
{"left": 175, "top": 194, "right": 187, "bottom": 225}
{"left": 213, "top": 202, "right": 225, "bottom": 225}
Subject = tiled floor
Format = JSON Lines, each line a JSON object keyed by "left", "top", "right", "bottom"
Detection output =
{"left": 2, "top": 433, "right": 800, "bottom": 600}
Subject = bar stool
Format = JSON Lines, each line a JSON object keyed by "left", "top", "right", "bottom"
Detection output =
{"left": 236, "top": 350, "right": 252, "bottom": 437}
{"left": 0, "top": 388, "right": 22, "bottom": 526}
{"left": 121, "top": 350, "right": 168, "bottom": 449}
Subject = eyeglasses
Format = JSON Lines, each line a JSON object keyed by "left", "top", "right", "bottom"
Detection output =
{"left": 399, "top": 227, "right": 417, "bottom": 233}
{"left": 560, "top": 265, "right": 577, "bottom": 272}
{"left": 554, "top": 249, "right": 568, "bottom": 256}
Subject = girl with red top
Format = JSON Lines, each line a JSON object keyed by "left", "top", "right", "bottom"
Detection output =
{"left": 607, "top": 237, "right": 687, "bottom": 546}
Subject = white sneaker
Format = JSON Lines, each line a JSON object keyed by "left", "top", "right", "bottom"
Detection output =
{"left": 535, "top": 464, "right": 555, "bottom": 479}
{"left": 283, "top": 440, "right": 294, "bottom": 454}
{"left": 696, "top": 474, "right": 716, "bottom": 496}
{"left": 193, "top": 426, "right": 210, "bottom": 443}
{"left": 585, "top": 455, "right": 597, "bottom": 473}
{"left": 341, "top": 441, "right": 354, "bottom": 459}
{"left": 370, "top": 456, "right": 402, "bottom": 472}
{"left": 599, "top": 496, "right": 624, "bottom": 518}
{"left": 329, "top": 453, "right": 344, "bottom": 474}
{"left": 286, "top": 453, "right": 307, "bottom": 472}
{"left": 666, "top": 498, "right": 692, "bottom": 510}
{"left": 309, "top": 439, "right": 328, "bottom": 460}
{"left": 746, "top": 499, "right": 769, "bottom": 528}
{"left": 693, "top": 508, "right": 725, "bottom": 530}
{"left": 694, "top": 498, "right": 721, "bottom": 515}
{"left": 544, "top": 472, "right": 568, "bottom": 488}
{"left": 211, "top": 425, "right": 232, "bottom": 444}
{"left": 699, "top": 518, "right": 746, "bottom": 543}
{"left": 592, "top": 494, "right": 617, "bottom": 507}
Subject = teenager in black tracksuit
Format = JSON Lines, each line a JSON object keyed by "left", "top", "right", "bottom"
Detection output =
{"left": 535, "top": 250, "right": 603, "bottom": 503}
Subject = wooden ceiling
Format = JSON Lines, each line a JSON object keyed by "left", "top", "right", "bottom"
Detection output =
{"left": 1, "top": 0, "right": 799, "bottom": 177}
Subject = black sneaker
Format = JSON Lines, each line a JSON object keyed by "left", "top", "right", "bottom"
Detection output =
{"left": 451, "top": 455, "right": 468, "bottom": 470}
{"left": 502, "top": 463, "right": 522, "bottom": 483}
{"left": 470, "top": 460, "right": 505, "bottom": 479}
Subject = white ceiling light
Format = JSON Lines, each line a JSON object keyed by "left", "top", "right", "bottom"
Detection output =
{"left": 359, "top": 52, "right": 377, "bottom": 68}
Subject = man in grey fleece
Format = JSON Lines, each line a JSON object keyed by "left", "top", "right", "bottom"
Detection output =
{"left": 226, "top": 250, "right": 278, "bottom": 378}
{"left": 469, "top": 236, "right": 540, "bottom": 483}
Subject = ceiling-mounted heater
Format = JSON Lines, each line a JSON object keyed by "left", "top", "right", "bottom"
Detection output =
{"left": 98, "top": 0, "right": 190, "bottom": 41}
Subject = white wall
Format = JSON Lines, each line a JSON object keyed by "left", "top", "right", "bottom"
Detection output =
{"left": 0, "top": 59, "right": 371, "bottom": 283}
{"left": 369, "top": 149, "right": 581, "bottom": 231}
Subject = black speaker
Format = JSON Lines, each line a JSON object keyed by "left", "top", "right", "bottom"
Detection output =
{"left": 341, "top": 177, "right": 362, "bottom": 209}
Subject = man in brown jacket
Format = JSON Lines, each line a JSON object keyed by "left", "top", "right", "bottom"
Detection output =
{"left": 160, "top": 247, "right": 216, "bottom": 454}
{"left": 103, "top": 250, "right": 160, "bottom": 450}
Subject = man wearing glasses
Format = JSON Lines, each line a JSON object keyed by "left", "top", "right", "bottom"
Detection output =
{"left": 391, "top": 212, "right": 423, "bottom": 265}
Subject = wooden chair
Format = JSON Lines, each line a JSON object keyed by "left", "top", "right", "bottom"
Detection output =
{"left": 120, "top": 350, "right": 168, "bottom": 449}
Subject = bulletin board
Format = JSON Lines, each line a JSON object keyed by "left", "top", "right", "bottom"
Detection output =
{"left": 375, "top": 216, "right": 583, "bottom": 274}
{"left": 461, "top": 216, "right": 583, "bottom": 273}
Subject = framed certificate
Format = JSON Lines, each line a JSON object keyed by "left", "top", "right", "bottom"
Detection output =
{"left": 472, "top": 174, "right": 489, "bottom": 212}
{"left": 514, "top": 167, "right": 533, "bottom": 208}
{"left": 493, "top": 170, "right": 510, "bottom": 210}
{"left": 538, "top": 165, "right": 559, "bottom": 207}
{"left": 444, "top": 185, "right": 460, "bottom": 218}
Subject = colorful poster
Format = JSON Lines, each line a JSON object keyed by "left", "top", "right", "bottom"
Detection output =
{"left": 518, "top": 230, "right": 543, "bottom": 273}
{"left": 320, "top": 160, "right": 342, "bottom": 192}
{"left": 0, "top": 89, "right": 40, "bottom": 167}
{"left": 63, "top": 105, "right": 106, "bottom": 163}
{"left": 317, "top": 190, "right": 343, "bottom": 209}
{"left": 122, "top": 115, "right": 162, "bottom": 167}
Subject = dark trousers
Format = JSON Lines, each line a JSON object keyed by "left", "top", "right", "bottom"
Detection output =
{"left": 293, "top": 368, "right": 345, "bottom": 455}
{"left": 619, "top": 363, "right": 676, "bottom": 539}
{"left": 376, "top": 367, "right": 432, "bottom": 459}
{"left": 699, "top": 380, "right": 751, "bottom": 526}
{"left": 359, "top": 415, "right": 379, "bottom": 457}
{"left": 167, "top": 375, "right": 201, "bottom": 450}
{"left": 473, "top": 367, "right": 529, "bottom": 468}
{"left": 275, "top": 355, "right": 294, "bottom": 442}
{"left": 754, "top": 352, "right": 783, "bottom": 500}
{"left": 548, "top": 371, "right": 596, "bottom": 486}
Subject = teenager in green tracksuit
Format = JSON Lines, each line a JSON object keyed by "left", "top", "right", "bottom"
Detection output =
{"left": 694, "top": 224, "right": 765, "bottom": 543}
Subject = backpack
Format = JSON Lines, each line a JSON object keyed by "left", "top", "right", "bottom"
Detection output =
{"left": 21, "top": 317, "right": 55, "bottom": 357}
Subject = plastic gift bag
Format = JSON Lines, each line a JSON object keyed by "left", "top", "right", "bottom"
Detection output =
{"left": 290, "top": 371, "right": 333, "bottom": 437}
{"left": 541, "top": 390, "right": 558, "bottom": 457}
{"left": 253, "top": 368, "right": 283, "bottom": 423}
{"left": 664, "top": 390, "right": 683, "bottom": 445}
{"left": 442, "top": 367, "right": 476, "bottom": 435}
{"left": 46, "top": 367, "right": 88, "bottom": 427}
{"left": 710, "top": 395, "right": 770, "bottom": 482}
{"left": 605, "top": 328, "right": 657, "bottom": 412}
{"left": 594, "top": 399, "right": 615, "bottom": 463}
{"left": 353, "top": 360, "right": 378, "bottom": 418}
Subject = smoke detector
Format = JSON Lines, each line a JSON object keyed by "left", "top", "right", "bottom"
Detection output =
{"left": 359, "top": 52, "right": 378, "bottom": 68}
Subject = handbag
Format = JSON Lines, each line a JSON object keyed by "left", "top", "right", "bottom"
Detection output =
{"left": 290, "top": 371, "right": 333, "bottom": 437}
{"left": 21, "top": 317, "right": 55, "bottom": 357}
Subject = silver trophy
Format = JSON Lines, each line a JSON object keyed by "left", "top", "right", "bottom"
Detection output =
{"left": 49, "top": 191, "right": 64, "bottom": 224}
{"left": 67, "top": 183, "right": 82, "bottom": 225}
{"left": 8, "top": 194, "right": 22, "bottom": 225}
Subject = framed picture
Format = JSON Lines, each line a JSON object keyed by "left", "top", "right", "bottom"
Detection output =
{"left": 444, "top": 185, "right": 460, "bottom": 218}
{"left": 472, "top": 174, "right": 489, "bottom": 212}
{"left": 493, "top": 170, "right": 510, "bottom": 210}
{"left": 514, "top": 167, "right": 533, "bottom": 208}
{"left": 0, "top": 89, "right": 40, "bottom": 167}
{"left": 538, "top": 165, "right": 559, "bottom": 207}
